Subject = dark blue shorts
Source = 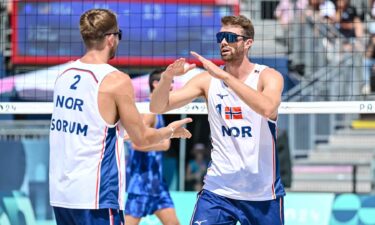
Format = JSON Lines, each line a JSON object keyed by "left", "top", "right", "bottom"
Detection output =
{"left": 190, "top": 189, "right": 284, "bottom": 225}
{"left": 125, "top": 191, "right": 174, "bottom": 218}
{"left": 53, "top": 207, "right": 124, "bottom": 225}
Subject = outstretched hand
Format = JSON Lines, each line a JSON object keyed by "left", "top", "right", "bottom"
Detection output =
{"left": 163, "top": 58, "right": 196, "bottom": 79}
{"left": 167, "top": 118, "right": 193, "bottom": 139}
{"left": 190, "top": 51, "right": 230, "bottom": 80}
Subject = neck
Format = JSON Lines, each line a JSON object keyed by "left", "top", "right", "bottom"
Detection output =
{"left": 80, "top": 49, "right": 110, "bottom": 64}
{"left": 225, "top": 56, "right": 254, "bottom": 81}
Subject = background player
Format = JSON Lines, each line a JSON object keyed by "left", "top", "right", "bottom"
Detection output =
{"left": 125, "top": 68, "right": 180, "bottom": 225}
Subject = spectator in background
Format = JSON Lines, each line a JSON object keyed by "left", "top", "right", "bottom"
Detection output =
{"left": 275, "top": 0, "right": 309, "bottom": 25}
{"left": 320, "top": 0, "right": 336, "bottom": 23}
{"left": 335, "top": 0, "right": 364, "bottom": 51}
{"left": 363, "top": 34, "right": 375, "bottom": 94}
{"left": 304, "top": 0, "right": 336, "bottom": 22}
{"left": 185, "top": 143, "right": 209, "bottom": 192}
{"left": 368, "top": 0, "right": 375, "bottom": 34}
{"left": 275, "top": 0, "right": 308, "bottom": 52}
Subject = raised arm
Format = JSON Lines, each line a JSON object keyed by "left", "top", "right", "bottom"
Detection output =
{"left": 191, "top": 51, "right": 283, "bottom": 120}
{"left": 225, "top": 68, "right": 283, "bottom": 120}
{"left": 150, "top": 58, "right": 208, "bottom": 113}
{"left": 99, "top": 71, "right": 192, "bottom": 147}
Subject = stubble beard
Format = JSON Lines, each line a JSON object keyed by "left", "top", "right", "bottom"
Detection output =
{"left": 221, "top": 48, "right": 243, "bottom": 63}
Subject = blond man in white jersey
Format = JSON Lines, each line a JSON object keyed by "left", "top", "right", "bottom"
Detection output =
{"left": 49, "top": 9, "right": 192, "bottom": 225}
{"left": 150, "top": 15, "right": 286, "bottom": 225}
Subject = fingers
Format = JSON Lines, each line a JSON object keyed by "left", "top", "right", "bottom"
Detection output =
{"left": 184, "top": 63, "right": 196, "bottom": 73}
{"left": 169, "top": 118, "right": 193, "bottom": 129}
{"left": 168, "top": 118, "right": 193, "bottom": 139}
{"left": 190, "top": 51, "right": 202, "bottom": 60}
{"left": 185, "top": 129, "right": 192, "bottom": 138}
{"left": 175, "top": 128, "right": 192, "bottom": 139}
{"left": 181, "top": 117, "right": 193, "bottom": 124}
{"left": 175, "top": 118, "right": 193, "bottom": 128}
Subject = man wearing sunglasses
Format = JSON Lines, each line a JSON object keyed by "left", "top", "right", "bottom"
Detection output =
{"left": 49, "top": 9, "right": 193, "bottom": 225}
{"left": 150, "top": 15, "right": 285, "bottom": 225}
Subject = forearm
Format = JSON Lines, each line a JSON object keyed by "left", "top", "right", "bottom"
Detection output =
{"left": 132, "top": 139, "right": 170, "bottom": 152}
{"left": 150, "top": 74, "right": 174, "bottom": 113}
{"left": 135, "top": 126, "right": 173, "bottom": 147}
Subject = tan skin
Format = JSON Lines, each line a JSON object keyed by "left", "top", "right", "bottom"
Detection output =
{"left": 81, "top": 27, "right": 193, "bottom": 148}
{"left": 125, "top": 81, "right": 180, "bottom": 225}
{"left": 150, "top": 25, "right": 283, "bottom": 121}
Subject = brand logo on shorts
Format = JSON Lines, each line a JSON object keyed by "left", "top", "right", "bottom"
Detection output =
{"left": 194, "top": 220, "right": 207, "bottom": 225}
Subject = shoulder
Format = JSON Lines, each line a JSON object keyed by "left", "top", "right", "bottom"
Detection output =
{"left": 258, "top": 67, "right": 284, "bottom": 90}
{"left": 260, "top": 67, "right": 283, "bottom": 81}
{"left": 100, "top": 70, "right": 133, "bottom": 94}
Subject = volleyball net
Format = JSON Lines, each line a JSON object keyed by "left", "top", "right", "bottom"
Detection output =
{"left": 1, "top": 0, "right": 375, "bottom": 197}
{"left": 0, "top": 0, "right": 374, "bottom": 105}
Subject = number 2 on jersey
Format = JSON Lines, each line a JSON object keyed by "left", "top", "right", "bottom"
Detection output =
{"left": 70, "top": 75, "right": 81, "bottom": 90}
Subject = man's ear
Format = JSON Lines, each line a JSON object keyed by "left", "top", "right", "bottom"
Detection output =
{"left": 107, "top": 35, "right": 115, "bottom": 47}
{"left": 245, "top": 38, "right": 253, "bottom": 50}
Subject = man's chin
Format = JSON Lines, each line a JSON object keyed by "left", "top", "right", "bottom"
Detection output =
{"left": 221, "top": 56, "right": 232, "bottom": 62}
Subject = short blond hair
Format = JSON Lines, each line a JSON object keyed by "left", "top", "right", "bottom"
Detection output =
{"left": 79, "top": 9, "right": 118, "bottom": 49}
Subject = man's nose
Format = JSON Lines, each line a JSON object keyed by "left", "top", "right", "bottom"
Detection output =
{"left": 220, "top": 38, "right": 229, "bottom": 46}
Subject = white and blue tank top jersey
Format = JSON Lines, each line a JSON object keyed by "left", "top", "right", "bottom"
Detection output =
{"left": 204, "top": 64, "right": 285, "bottom": 201}
{"left": 49, "top": 60, "right": 126, "bottom": 210}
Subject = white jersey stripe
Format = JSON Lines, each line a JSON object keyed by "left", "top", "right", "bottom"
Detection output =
{"left": 95, "top": 127, "right": 108, "bottom": 209}
{"left": 115, "top": 126, "right": 122, "bottom": 207}
{"left": 59, "top": 68, "right": 98, "bottom": 83}
{"left": 272, "top": 138, "right": 276, "bottom": 199}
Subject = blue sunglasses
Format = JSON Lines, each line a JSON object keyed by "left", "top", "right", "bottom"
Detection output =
{"left": 216, "top": 32, "right": 250, "bottom": 43}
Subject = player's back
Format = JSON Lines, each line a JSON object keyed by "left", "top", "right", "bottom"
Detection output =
{"left": 49, "top": 60, "right": 126, "bottom": 210}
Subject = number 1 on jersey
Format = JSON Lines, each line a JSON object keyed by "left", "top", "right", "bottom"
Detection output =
{"left": 216, "top": 104, "right": 222, "bottom": 115}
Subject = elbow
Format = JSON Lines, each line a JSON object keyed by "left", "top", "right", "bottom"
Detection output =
{"left": 262, "top": 107, "right": 277, "bottom": 119}
{"left": 263, "top": 112, "right": 274, "bottom": 119}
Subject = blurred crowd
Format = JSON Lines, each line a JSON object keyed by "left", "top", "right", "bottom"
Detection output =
{"left": 275, "top": 0, "right": 375, "bottom": 94}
